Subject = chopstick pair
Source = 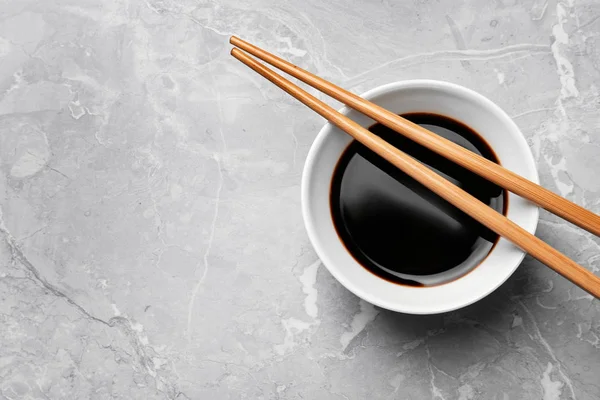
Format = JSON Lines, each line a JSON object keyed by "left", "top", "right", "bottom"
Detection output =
{"left": 229, "top": 37, "right": 600, "bottom": 298}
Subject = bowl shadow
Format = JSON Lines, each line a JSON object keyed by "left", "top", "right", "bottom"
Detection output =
{"left": 369, "top": 255, "right": 548, "bottom": 352}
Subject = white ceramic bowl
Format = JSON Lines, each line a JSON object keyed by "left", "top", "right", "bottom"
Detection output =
{"left": 301, "top": 80, "right": 539, "bottom": 314}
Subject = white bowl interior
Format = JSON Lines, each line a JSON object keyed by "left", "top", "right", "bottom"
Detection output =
{"left": 301, "top": 80, "right": 539, "bottom": 314}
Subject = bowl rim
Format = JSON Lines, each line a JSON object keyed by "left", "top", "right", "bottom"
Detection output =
{"left": 301, "top": 79, "right": 539, "bottom": 314}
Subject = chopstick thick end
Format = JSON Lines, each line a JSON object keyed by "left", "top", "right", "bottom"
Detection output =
{"left": 230, "top": 47, "right": 243, "bottom": 58}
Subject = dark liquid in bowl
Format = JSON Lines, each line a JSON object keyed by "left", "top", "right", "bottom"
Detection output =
{"left": 330, "top": 113, "right": 505, "bottom": 286}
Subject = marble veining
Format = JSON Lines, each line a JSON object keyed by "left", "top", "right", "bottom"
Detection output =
{"left": 1, "top": 0, "right": 599, "bottom": 399}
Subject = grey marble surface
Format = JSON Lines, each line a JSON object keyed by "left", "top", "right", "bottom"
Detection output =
{"left": 1, "top": 0, "right": 599, "bottom": 399}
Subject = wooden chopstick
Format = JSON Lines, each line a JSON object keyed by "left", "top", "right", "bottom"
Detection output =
{"left": 230, "top": 36, "right": 600, "bottom": 237}
{"left": 230, "top": 46, "right": 600, "bottom": 298}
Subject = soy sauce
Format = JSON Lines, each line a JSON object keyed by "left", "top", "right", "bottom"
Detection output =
{"left": 330, "top": 113, "right": 505, "bottom": 286}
